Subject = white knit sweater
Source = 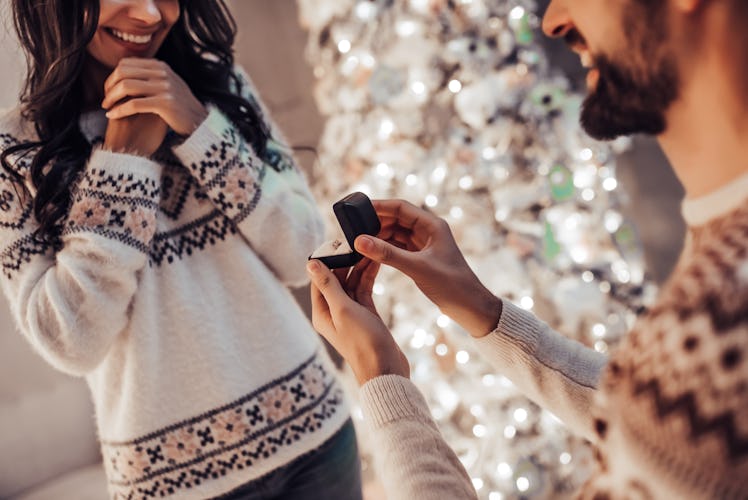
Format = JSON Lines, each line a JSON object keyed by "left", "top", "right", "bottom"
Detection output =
{"left": 0, "top": 67, "right": 349, "bottom": 499}
{"left": 360, "top": 173, "right": 748, "bottom": 499}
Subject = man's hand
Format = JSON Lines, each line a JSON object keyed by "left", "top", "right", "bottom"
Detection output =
{"left": 354, "top": 199, "right": 503, "bottom": 338}
{"left": 307, "top": 258, "right": 409, "bottom": 386}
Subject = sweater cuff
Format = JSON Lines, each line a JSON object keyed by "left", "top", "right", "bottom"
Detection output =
{"left": 475, "top": 299, "right": 542, "bottom": 356}
{"left": 64, "top": 148, "right": 162, "bottom": 252}
{"left": 89, "top": 148, "right": 163, "bottom": 181}
{"left": 360, "top": 375, "right": 434, "bottom": 428}
{"left": 171, "top": 106, "right": 244, "bottom": 173}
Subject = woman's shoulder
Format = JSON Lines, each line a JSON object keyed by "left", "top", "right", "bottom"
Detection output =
{"left": 0, "top": 106, "right": 37, "bottom": 184}
{"left": 0, "top": 105, "right": 36, "bottom": 149}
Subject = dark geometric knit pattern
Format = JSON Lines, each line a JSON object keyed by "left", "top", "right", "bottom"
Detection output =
{"left": 582, "top": 198, "right": 748, "bottom": 499}
{"left": 64, "top": 166, "right": 161, "bottom": 253}
{"left": 102, "top": 353, "right": 343, "bottom": 500}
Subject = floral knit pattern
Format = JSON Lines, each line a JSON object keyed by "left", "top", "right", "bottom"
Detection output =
{"left": 64, "top": 165, "right": 160, "bottom": 253}
{"left": 102, "top": 353, "right": 344, "bottom": 499}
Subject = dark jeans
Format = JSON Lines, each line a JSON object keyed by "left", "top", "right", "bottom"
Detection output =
{"left": 214, "top": 418, "right": 362, "bottom": 500}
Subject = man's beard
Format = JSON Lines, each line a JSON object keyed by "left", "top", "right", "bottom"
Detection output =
{"left": 577, "top": 1, "right": 680, "bottom": 141}
{"left": 580, "top": 54, "right": 680, "bottom": 141}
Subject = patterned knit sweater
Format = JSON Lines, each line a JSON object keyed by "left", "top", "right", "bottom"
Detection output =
{"left": 359, "top": 173, "right": 748, "bottom": 499}
{"left": 0, "top": 67, "right": 349, "bottom": 499}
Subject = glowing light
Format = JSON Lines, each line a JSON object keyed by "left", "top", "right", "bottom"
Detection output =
{"left": 519, "top": 296, "right": 534, "bottom": 310}
{"left": 603, "top": 177, "right": 618, "bottom": 191}
{"left": 594, "top": 340, "right": 608, "bottom": 353}
{"left": 579, "top": 148, "right": 593, "bottom": 161}
{"left": 516, "top": 476, "right": 530, "bottom": 492}
{"left": 396, "top": 20, "right": 417, "bottom": 37}
{"left": 510, "top": 6, "right": 526, "bottom": 20}
{"left": 582, "top": 271, "right": 594, "bottom": 282}
{"left": 450, "top": 206, "right": 464, "bottom": 219}
{"left": 599, "top": 281, "right": 612, "bottom": 293}
{"left": 482, "top": 374, "right": 496, "bottom": 386}
{"left": 373, "top": 283, "right": 385, "bottom": 295}
{"left": 378, "top": 118, "right": 394, "bottom": 139}
{"left": 582, "top": 188, "right": 595, "bottom": 201}
{"left": 456, "top": 350, "right": 470, "bottom": 364}
{"left": 435, "top": 344, "right": 449, "bottom": 356}
{"left": 496, "top": 462, "right": 513, "bottom": 479}
{"left": 337, "top": 39, "right": 351, "bottom": 53}
{"left": 482, "top": 147, "right": 497, "bottom": 160}
{"left": 355, "top": 2, "right": 376, "bottom": 20}
{"left": 592, "top": 323, "right": 607, "bottom": 338}
{"left": 604, "top": 211, "right": 623, "bottom": 232}
{"left": 437, "top": 314, "right": 451, "bottom": 327}
{"left": 411, "top": 81, "right": 426, "bottom": 95}
{"left": 376, "top": 162, "right": 391, "bottom": 176}
{"left": 513, "top": 408, "right": 528, "bottom": 423}
{"left": 472, "top": 478, "right": 484, "bottom": 491}
{"left": 560, "top": 452, "right": 572, "bottom": 465}
{"left": 448, "top": 79, "right": 463, "bottom": 93}
{"left": 470, "top": 404, "right": 485, "bottom": 417}
{"left": 472, "top": 424, "right": 487, "bottom": 437}
{"left": 503, "top": 425, "right": 517, "bottom": 439}
{"left": 406, "top": 174, "right": 418, "bottom": 186}
{"left": 489, "top": 493, "right": 504, "bottom": 500}
{"left": 431, "top": 165, "right": 447, "bottom": 183}
{"left": 459, "top": 175, "right": 474, "bottom": 190}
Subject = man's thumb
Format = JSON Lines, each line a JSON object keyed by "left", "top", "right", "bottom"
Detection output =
{"left": 354, "top": 235, "right": 410, "bottom": 269}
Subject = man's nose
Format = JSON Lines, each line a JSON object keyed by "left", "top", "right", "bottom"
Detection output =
{"left": 542, "top": 0, "right": 573, "bottom": 38}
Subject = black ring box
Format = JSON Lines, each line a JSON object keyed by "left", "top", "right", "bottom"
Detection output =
{"left": 309, "top": 192, "right": 382, "bottom": 269}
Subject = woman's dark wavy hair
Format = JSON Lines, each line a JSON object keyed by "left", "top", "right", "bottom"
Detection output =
{"left": 1, "top": 0, "right": 271, "bottom": 241}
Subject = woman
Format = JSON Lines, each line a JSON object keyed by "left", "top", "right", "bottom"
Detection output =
{"left": 0, "top": 1, "right": 361, "bottom": 498}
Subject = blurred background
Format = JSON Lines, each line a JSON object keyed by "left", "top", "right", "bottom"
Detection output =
{"left": 0, "top": 0, "right": 685, "bottom": 499}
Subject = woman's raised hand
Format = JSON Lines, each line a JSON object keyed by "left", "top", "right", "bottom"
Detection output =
{"left": 102, "top": 57, "right": 209, "bottom": 136}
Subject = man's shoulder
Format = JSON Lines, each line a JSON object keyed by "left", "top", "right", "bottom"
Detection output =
{"left": 652, "top": 206, "right": 748, "bottom": 335}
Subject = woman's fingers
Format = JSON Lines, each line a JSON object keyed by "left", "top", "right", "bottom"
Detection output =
{"left": 106, "top": 96, "right": 166, "bottom": 120}
{"left": 104, "top": 67, "right": 167, "bottom": 94}
{"left": 102, "top": 79, "right": 168, "bottom": 109}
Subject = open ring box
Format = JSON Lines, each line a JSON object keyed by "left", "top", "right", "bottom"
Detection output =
{"left": 309, "top": 192, "right": 381, "bottom": 269}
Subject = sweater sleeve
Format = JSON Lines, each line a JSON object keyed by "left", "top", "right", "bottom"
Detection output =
{"left": 360, "top": 375, "right": 478, "bottom": 500}
{"left": 171, "top": 66, "right": 324, "bottom": 287}
{"left": 474, "top": 299, "right": 608, "bottom": 442}
{"left": 0, "top": 147, "right": 161, "bottom": 376}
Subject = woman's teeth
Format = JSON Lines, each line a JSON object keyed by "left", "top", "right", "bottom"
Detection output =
{"left": 110, "top": 29, "right": 153, "bottom": 45}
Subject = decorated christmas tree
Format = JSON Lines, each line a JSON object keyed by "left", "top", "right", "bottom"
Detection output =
{"left": 298, "top": 0, "right": 656, "bottom": 497}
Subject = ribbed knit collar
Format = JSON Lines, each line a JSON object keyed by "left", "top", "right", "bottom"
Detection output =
{"left": 681, "top": 171, "right": 748, "bottom": 227}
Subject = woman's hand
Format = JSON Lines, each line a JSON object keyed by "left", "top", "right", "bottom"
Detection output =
{"left": 104, "top": 112, "right": 169, "bottom": 157}
{"left": 102, "top": 57, "right": 209, "bottom": 136}
{"left": 354, "top": 199, "right": 503, "bottom": 338}
{"left": 307, "top": 258, "right": 409, "bottom": 386}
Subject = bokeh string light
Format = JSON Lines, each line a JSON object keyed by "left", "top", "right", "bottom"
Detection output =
{"left": 298, "top": 0, "right": 657, "bottom": 497}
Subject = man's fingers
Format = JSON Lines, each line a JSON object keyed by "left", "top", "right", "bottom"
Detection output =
{"left": 354, "top": 234, "right": 417, "bottom": 271}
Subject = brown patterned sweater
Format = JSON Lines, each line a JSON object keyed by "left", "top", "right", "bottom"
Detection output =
{"left": 359, "top": 173, "right": 748, "bottom": 499}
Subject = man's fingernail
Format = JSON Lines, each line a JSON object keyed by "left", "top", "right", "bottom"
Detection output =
{"left": 307, "top": 260, "right": 321, "bottom": 273}
{"left": 357, "top": 236, "right": 373, "bottom": 252}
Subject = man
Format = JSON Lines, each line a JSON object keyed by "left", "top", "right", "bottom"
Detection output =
{"left": 306, "top": 0, "right": 748, "bottom": 498}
